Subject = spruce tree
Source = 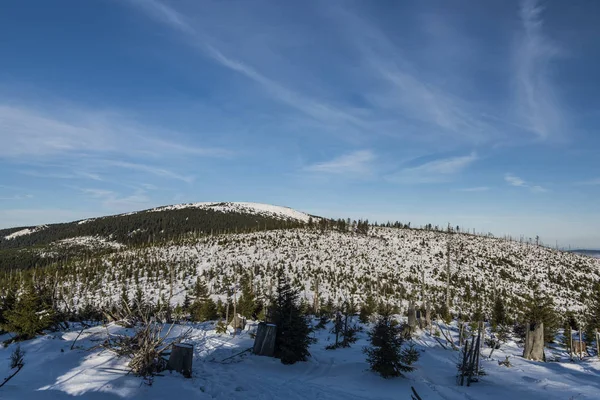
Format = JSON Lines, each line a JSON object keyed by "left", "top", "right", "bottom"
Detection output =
{"left": 491, "top": 296, "right": 507, "bottom": 328}
{"left": 196, "top": 298, "right": 218, "bottom": 322}
{"left": 193, "top": 277, "right": 210, "bottom": 302}
{"left": 237, "top": 279, "right": 259, "bottom": 319}
{"left": 364, "top": 314, "right": 418, "bottom": 378}
{"left": 522, "top": 286, "right": 558, "bottom": 344}
{"left": 0, "top": 287, "right": 16, "bottom": 328}
{"left": 359, "top": 294, "right": 377, "bottom": 324}
{"left": 585, "top": 282, "right": 600, "bottom": 342}
{"left": 189, "top": 277, "right": 217, "bottom": 321}
{"left": 271, "top": 269, "right": 311, "bottom": 364}
{"left": 182, "top": 294, "right": 191, "bottom": 312}
{"left": 4, "top": 282, "right": 55, "bottom": 339}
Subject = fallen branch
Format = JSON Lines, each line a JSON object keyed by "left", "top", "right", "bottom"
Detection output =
{"left": 71, "top": 323, "right": 91, "bottom": 350}
{"left": 433, "top": 336, "right": 448, "bottom": 350}
{"left": 0, "top": 366, "right": 23, "bottom": 389}
{"left": 410, "top": 386, "right": 423, "bottom": 400}
{"left": 436, "top": 322, "right": 458, "bottom": 351}
{"left": 220, "top": 347, "right": 252, "bottom": 363}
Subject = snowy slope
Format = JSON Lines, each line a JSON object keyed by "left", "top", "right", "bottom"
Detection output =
{"left": 54, "top": 227, "right": 600, "bottom": 317}
{"left": 148, "top": 202, "right": 315, "bottom": 223}
{"left": 4, "top": 225, "right": 47, "bottom": 240}
{"left": 0, "top": 319, "right": 598, "bottom": 399}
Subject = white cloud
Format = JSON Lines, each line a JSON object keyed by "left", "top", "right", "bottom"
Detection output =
{"left": 107, "top": 161, "right": 194, "bottom": 183}
{"left": 505, "top": 174, "right": 526, "bottom": 187}
{"left": 131, "top": 0, "right": 366, "bottom": 134}
{"left": 387, "top": 152, "right": 478, "bottom": 184}
{"left": 0, "top": 104, "right": 229, "bottom": 159}
{"left": 0, "top": 209, "right": 95, "bottom": 229}
{"left": 20, "top": 169, "right": 102, "bottom": 181}
{"left": 575, "top": 178, "right": 600, "bottom": 186}
{"left": 530, "top": 185, "right": 547, "bottom": 193}
{"left": 0, "top": 194, "right": 33, "bottom": 201}
{"left": 458, "top": 186, "right": 490, "bottom": 192}
{"left": 515, "top": 0, "right": 565, "bottom": 140}
{"left": 304, "top": 150, "right": 375, "bottom": 175}
{"left": 504, "top": 173, "right": 547, "bottom": 192}
{"left": 327, "top": 6, "right": 498, "bottom": 144}
{"left": 80, "top": 187, "right": 151, "bottom": 211}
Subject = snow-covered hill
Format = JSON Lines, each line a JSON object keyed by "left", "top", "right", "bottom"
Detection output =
{"left": 148, "top": 202, "right": 315, "bottom": 223}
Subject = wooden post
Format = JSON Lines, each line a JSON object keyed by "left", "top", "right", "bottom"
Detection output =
{"left": 446, "top": 240, "right": 451, "bottom": 312}
{"left": 569, "top": 331, "right": 573, "bottom": 361}
{"left": 579, "top": 329, "right": 584, "bottom": 360}
{"left": 407, "top": 302, "right": 417, "bottom": 332}
{"left": 167, "top": 343, "right": 193, "bottom": 378}
{"left": 596, "top": 329, "right": 600, "bottom": 358}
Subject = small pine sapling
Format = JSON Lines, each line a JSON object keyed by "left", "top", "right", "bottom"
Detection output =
{"left": 364, "top": 315, "right": 419, "bottom": 378}
{"left": 10, "top": 345, "right": 25, "bottom": 369}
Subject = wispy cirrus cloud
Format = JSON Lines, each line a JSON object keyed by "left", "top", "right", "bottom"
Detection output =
{"left": 106, "top": 161, "right": 194, "bottom": 184}
{"left": 575, "top": 178, "right": 600, "bottom": 186}
{"left": 504, "top": 173, "right": 547, "bottom": 192}
{"left": 131, "top": 0, "right": 367, "bottom": 136}
{"left": 80, "top": 187, "right": 151, "bottom": 210}
{"left": 0, "top": 104, "right": 230, "bottom": 159}
{"left": 387, "top": 152, "right": 478, "bottom": 184}
{"left": 458, "top": 186, "right": 490, "bottom": 192}
{"left": 326, "top": 5, "right": 500, "bottom": 145}
{"left": 0, "top": 194, "right": 33, "bottom": 201}
{"left": 20, "top": 169, "right": 103, "bottom": 181}
{"left": 515, "top": 0, "right": 565, "bottom": 140}
{"left": 304, "top": 150, "right": 375, "bottom": 175}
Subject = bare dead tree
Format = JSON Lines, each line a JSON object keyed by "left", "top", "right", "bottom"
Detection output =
{"left": 102, "top": 306, "right": 192, "bottom": 377}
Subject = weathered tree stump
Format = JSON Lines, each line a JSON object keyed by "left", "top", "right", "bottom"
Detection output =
{"left": 523, "top": 322, "right": 544, "bottom": 361}
{"left": 253, "top": 322, "right": 277, "bottom": 357}
{"left": 232, "top": 314, "right": 246, "bottom": 331}
{"left": 167, "top": 343, "right": 193, "bottom": 378}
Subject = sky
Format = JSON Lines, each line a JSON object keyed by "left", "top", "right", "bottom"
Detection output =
{"left": 0, "top": 0, "right": 599, "bottom": 248}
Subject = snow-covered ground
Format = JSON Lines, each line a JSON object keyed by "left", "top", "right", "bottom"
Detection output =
{"left": 1, "top": 320, "right": 598, "bottom": 399}
{"left": 63, "top": 227, "right": 600, "bottom": 316}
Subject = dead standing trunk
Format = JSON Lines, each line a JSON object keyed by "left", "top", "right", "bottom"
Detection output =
{"left": 407, "top": 302, "right": 417, "bottom": 332}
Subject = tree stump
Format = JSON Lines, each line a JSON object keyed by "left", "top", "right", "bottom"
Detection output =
{"left": 167, "top": 343, "right": 193, "bottom": 378}
{"left": 232, "top": 314, "right": 246, "bottom": 331}
{"left": 253, "top": 322, "right": 277, "bottom": 357}
{"left": 523, "top": 322, "right": 544, "bottom": 361}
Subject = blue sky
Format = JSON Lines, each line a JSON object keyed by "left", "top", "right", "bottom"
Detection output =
{"left": 1, "top": 0, "right": 599, "bottom": 248}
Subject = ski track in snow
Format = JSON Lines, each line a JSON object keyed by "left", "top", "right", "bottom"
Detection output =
{"left": 1, "top": 320, "right": 599, "bottom": 399}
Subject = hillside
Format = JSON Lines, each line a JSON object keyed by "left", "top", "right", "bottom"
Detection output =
{"left": 0, "top": 202, "right": 311, "bottom": 270}
{"left": 1, "top": 202, "right": 598, "bottom": 320}
{"left": 1, "top": 202, "right": 600, "bottom": 400}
